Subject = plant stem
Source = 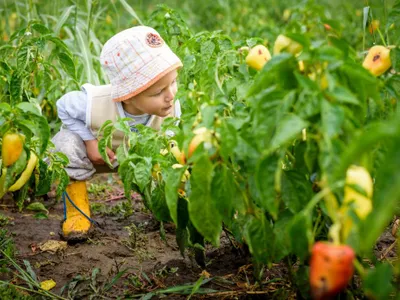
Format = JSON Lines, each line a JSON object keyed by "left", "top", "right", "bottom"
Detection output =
{"left": 305, "top": 180, "right": 344, "bottom": 213}
{"left": 353, "top": 258, "right": 366, "bottom": 278}
{"left": 376, "top": 27, "right": 387, "bottom": 47}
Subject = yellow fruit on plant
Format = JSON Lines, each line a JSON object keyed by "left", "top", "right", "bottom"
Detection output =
{"left": 343, "top": 165, "right": 373, "bottom": 218}
{"left": 362, "top": 45, "right": 391, "bottom": 76}
{"left": 106, "top": 15, "right": 112, "bottom": 25}
{"left": 2, "top": 132, "right": 24, "bottom": 167}
{"left": 308, "top": 72, "right": 328, "bottom": 90}
{"left": 172, "top": 164, "right": 190, "bottom": 182}
{"left": 273, "top": 34, "right": 303, "bottom": 55}
{"left": 188, "top": 127, "right": 217, "bottom": 159}
{"left": 340, "top": 165, "right": 373, "bottom": 240}
{"left": 151, "top": 163, "right": 162, "bottom": 181}
{"left": 368, "top": 20, "right": 380, "bottom": 34}
{"left": 298, "top": 60, "right": 305, "bottom": 72}
{"left": 168, "top": 140, "right": 186, "bottom": 164}
{"left": 245, "top": 45, "right": 272, "bottom": 71}
{"left": 282, "top": 9, "right": 291, "bottom": 21}
{"left": 8, "top": 152, "right": 38, "bottom": 192}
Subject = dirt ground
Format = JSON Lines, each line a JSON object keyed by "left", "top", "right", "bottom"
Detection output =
{"left": 0, "top": 174, "right": 293, "bottom": 299}
{"left": 0, "top": 174, "right": 397, "bottom": 299}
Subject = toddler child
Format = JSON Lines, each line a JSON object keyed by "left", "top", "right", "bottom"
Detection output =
{"left": 52, "top": 26, "right": 183, "bottom": 241}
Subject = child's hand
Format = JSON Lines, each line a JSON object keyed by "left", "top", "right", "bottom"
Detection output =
{"left": 84, "top": 139, "right": 115, "bottom": 165}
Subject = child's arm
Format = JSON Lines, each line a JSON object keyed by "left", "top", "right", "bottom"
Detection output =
{"left": 57, "top": 91, "right": 96, "bottom": 141}
{"left": 57, "top": 91, "right": 115, "bottom": 165}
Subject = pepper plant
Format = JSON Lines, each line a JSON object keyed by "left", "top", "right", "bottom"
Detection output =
{"left": 99, "top": 3, "right": 400, "bottom": 298}
{"left": 0, "top": 21, "right": 72, "bottom": 208}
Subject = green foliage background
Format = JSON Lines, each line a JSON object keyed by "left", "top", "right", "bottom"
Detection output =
{"left": 0, "top": 0, "right": 400, "bottom": 298}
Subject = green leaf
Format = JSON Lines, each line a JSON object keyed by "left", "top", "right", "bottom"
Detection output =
{"left": 10, "top": 73, "right": 22, "bottom": 105}
{"left": 295, "top": 92, "right": 321, "bottom": 119}
{"left": 328, "top": 86, "right": 360, "bottom": 105}
{"left": 340, "top": 62, "right": 380, "bottom": 105}
{"left": 55, "top": 168, "right": 69, "bottom": 196}
{"left": 247, "top": 53, "right": 297, "bottom": 97}
{"left": 119, "top": 0, "right": 143, "bottom": 24}
{"left": 35, "top": 159, "right": 52, "bottom": 196}
{"left": 23, "top": 260, "right": 37, "bottom": 283}
{"left": 189, "top": 154, "right": 221, "bottom": 246}
{"left": 200, "top": 40, "right": 215, "bottom": 61}
{"left": 285, "top": 33, "right": 310, "bottom": 49}
{"left": 98, "top": 121, "right": 115, "bottom": 168}
{"left": 58, "top": 52, "right": 76, "bottom": 80}
{"left": 288, "top": 212, "right": 312, "bottom": 260}
{"left": 281, "top": 170, "right": 313, "bottom": 213}
{"left": 164, "top": 166, "right": 185, "bottom": 224}
{"left": 150, "top": 184, "right": 171, "bottom": 222}
{"left": 211, "top": 165, "right": 244, "bottom": 225}
{"left": 254, "top": 154, "right": 280, "bottom": 218}
{"left": 390, "top": 47, "right": 400, "bottom": 72}
{"left": 119, "top": 159, "right": 135, "bottom": 198}
{"left": 294, "top": 72, "right": 318, "bottom": 90}
{"left": 272, "top": 210, "right": 293, "bottom": 261}
{"left": 34, "top": 212, "right": 48, "bottom": 219}
{"left": 0, "top": 103, "right": 11, "bottom": 112}
{"left": 218, "top": 121, "right": 238, "bottom": 161}
{"left": 48, "top": 36, "right": 72, "bottom": 54}
{"left": 363, "top": 263, "right": 394, "bottom": 299}
{"left": 16, "top": 46, "right": 29, "bottom": 72}
{"left": 16, "top": 102, "right": 42, "bottom": 116}
{"left": 305, "top": 140, "right": 318, "bottom": 173}
{"left": 321, "top": 100, "right": 345, "bottom": 139}
{"left": 315, "top": 45, "right": 343, "bottom": 62}
{"left": 31, "top": 23, "right": 52, "bottom": 35}
{"left": 242, "top": 212, "right": 275, "bottom": 263}
{"left": 183, "top": 54, "right": 196, "bottom": 70}
{"left": 270, "top": 114, "right": 308, "bottom": 151}
{"left": 358, "top": 135, "right": 400, "bottom": 253}
{"left": 133, "top": 158, "right": 152, "bottom": 192}
{"left": 25, "top": 202, "right": 49, "bottom": 214}
{"left": 16, "top": 113, "right": 50, "bottom": 155}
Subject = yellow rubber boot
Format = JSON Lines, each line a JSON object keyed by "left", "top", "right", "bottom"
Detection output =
{"left": 62, "top": 181, "right": 91, "bottom": 241}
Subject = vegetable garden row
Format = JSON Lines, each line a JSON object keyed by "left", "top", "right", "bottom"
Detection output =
{"left": 0, "top": 0, "right": 400, "bottom": 298}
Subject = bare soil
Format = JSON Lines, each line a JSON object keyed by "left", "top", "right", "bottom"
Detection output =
{"left": 0, "top": 174, "right": 294, "bottom": 299}
{"left": 0, "top": 174, "right": 397, "bottom": 299}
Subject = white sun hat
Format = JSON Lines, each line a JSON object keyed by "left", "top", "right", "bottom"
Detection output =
{"left": 100, "top": 26, "right": 183, "bottom": 102}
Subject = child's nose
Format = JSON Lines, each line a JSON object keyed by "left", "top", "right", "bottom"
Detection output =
{"left": 165, "top": 86, "right": 175, "bottom": 102}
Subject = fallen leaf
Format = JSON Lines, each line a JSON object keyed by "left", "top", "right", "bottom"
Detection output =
{"left": 38, "top": 240, "right": 67, "bottom": 253}
{"left": 40, "top": 279, "right": 56, "bottom": 291}
{"left": 26, "top": 202, "right": 49, "bottom": 214}
{"left": 200, "top": 270, "right": 211, "bottom": 278}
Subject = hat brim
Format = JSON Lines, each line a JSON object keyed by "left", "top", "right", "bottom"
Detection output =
{"left": 111, "top": 55, "right": 183, "bottom": 102}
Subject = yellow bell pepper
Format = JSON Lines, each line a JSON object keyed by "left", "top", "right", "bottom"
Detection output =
{"left": 2, "top": 132, "right": 24, "bottom": 167}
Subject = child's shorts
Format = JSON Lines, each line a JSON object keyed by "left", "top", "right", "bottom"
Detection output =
{"left": 52, "top": 128, "right": 116, "bottom": 181}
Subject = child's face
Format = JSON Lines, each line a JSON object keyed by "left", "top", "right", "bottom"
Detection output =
{"left": 122, "top": 69, "right": 178, "bottom": 117}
